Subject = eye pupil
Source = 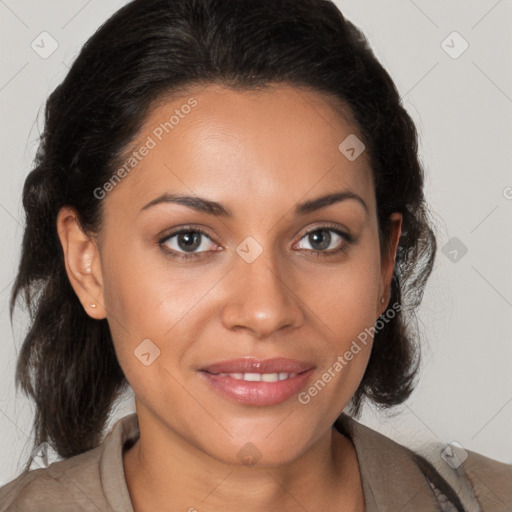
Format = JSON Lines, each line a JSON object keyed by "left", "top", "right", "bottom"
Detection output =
{"left": 178, "top": 232, "right": 201, "bottom": 252}
{"left": 309, "top": 230, "right": 331, "bottom": 251}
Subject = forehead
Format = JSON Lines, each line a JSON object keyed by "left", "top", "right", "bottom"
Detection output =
{"left": 103, "top": 83, "right": 375, "bottom": 220}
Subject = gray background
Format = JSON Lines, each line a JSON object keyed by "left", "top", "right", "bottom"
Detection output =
{"left": 0, "top": 0, "right": 511, "bottom": 485}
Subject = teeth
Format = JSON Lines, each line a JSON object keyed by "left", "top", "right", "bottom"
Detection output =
{"left": 216, "top": 372, "right": 298, "bottom": 381}
{"left": 243, "top": 373, "right": 261, "bottom": 381}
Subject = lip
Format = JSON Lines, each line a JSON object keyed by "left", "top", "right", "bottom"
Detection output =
{"left": 200, "top": 357, "right": 315, "bottom": 374}
{"left": 198, "top": 357, "right": 316, "bottom": 406}
{"left": 199, "top": 369, "right": 315, "bottom": 406}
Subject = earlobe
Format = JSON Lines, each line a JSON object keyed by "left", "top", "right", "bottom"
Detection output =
{"left": 56, "top": 206, "right": 106, "bottom": 320}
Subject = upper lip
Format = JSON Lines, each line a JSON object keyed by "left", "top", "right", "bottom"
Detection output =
{"left": 200, "top": 357, "right": 315, "bottom": 375}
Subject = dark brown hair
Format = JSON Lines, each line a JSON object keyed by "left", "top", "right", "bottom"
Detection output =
{"left": 10, "top": 0, "right": 436, "bottom": 464}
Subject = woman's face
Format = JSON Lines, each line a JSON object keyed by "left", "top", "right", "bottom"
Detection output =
{"left": 61, "top": 83, "right": 401, "bottom": 466}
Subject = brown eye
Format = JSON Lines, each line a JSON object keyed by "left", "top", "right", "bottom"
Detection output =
{"left": 174, "top": 231, "right": 203, "bottom": 252}
{"left": 296, "top": 228, "right": 349, "bottom": 254}
{"left": 159, "top": 228, "right": 219, "bottom": 260}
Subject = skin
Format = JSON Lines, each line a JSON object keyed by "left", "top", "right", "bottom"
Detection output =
{"left": 57, "top": 83, "right": 402, "bottom": 512}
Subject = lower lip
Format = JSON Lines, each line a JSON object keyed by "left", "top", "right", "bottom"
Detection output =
{"left": 199, "top": 369, "right": 315, "bottom": 406}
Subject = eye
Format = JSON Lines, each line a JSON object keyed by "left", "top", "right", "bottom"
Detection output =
{"left": 158, "top": 225, "right": 354, "bottom": 261}
{"left": 295, "top": 226, "right": 353, "bottom": 256}
{"left": 158, "top": 227, "right": 220, "bottom": 260}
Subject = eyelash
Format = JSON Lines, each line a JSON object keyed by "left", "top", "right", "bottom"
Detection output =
{"left": 157, "top": 224, "right": 355, "bottom": 261}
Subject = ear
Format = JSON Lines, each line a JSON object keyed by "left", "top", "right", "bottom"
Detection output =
{"left": 377, "top": 212, "right": 402, "bottom": 316}
{"left": 56, "top": 206, "right": 106, "bottom": 320}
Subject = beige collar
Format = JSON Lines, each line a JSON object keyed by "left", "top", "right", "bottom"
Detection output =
{"left": 335, "top": 413, "right": 442, "bottom": 511}
{"left": 101, "top": 413, "right": 442, "bottom": 512}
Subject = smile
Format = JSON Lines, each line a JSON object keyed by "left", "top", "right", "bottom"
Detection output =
{"left": 199, "top": 368, "right": 315, "bottom": 406}
{"left": 210, "top": 372, "right": 298, "bottom": 381}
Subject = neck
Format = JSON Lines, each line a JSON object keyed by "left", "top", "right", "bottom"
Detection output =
{"left": 123, "top": 407, "right": 365, "bottom": 512}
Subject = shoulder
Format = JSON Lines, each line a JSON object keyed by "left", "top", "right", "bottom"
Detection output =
{"left": 412, "top": 445, "right": 512, "bottom": 512}
{"left": 336, "top": 414, "right": 512, "bottom": 512}
{"left": 411, "top": 431, "right": 512, "bottom": 512}
{"left": 0, "top": 446, "right": 107, "bottom": 512}
{"left": 462, "top": 449, "right": 512, "bottom": 511}
{"left": 0, "top": 413, "right": 138, "bottom": 512}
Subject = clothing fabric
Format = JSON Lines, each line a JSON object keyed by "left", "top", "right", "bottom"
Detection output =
{"left": 0, "top": 413, "right": 510, "bottom": 511}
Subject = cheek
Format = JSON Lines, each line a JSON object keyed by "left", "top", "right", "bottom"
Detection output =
{"left": 299, "top": 239, "right": 382, "bottom": 339}
{"left": 101, "top": 247, "right": 219, "bottom": 378}
{"left": 294, "top": 240, "right": 382, "bottom": 403}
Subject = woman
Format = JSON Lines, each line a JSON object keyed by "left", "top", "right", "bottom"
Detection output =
{"left": 0, "top": 0, "right": 510, "bottom": 510}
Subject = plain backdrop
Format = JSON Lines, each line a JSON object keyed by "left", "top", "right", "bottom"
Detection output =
{"left": 0, "top": 0, "right": 511, "bottom": 486}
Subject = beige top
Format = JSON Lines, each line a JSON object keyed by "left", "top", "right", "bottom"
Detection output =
{"left": 0, "top": 413, "right": 510, "bottom": 511}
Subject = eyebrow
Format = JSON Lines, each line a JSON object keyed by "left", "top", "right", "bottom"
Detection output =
{"left": 296, "top": 190, "right": 368, "bottom": 215}
{"left": 140, "top": 190, "right": 368, "bottom": 217}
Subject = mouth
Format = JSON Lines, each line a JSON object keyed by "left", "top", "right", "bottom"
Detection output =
{"left": 200, "top": 356, "right": 315, "bottom": 375}
{"left": 198, "top": 357, "right": 316, "bottom": 406}
{"left": 202, "top": 371, "right": 304, "bottom": 382}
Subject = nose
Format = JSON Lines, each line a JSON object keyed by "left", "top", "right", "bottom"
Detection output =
{"left": 220, "top": 248, "right": 305, "bottom": 338}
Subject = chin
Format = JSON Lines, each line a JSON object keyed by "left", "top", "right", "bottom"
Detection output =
{"left": 199, "top": 424, "right": 315, "bottom": 468}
